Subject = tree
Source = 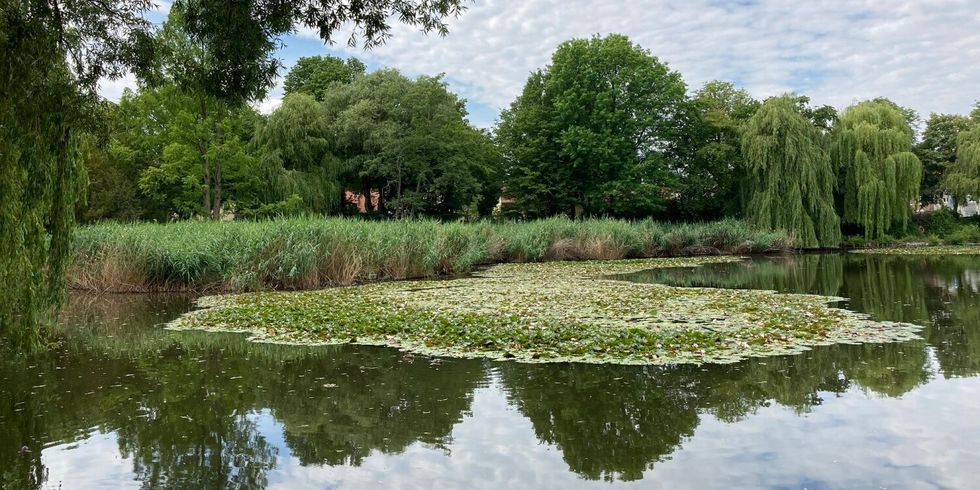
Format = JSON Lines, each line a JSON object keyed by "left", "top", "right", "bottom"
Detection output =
{"left": 944, "top": 125, "right": 980, "bottom": 206}
{"left": 740, "top": 95, "right": 841, "bottom": 248}
{"left": 670, "top": 80, "right": 759, "bottom": 220}
{"left": 148, "top": 9, "right": 264, "bottom": 219}
{"left": 791, "top": 95, "right": 838, "bottom": 132}
{"left": 283, "top": 55, "right": 366, "bottom": 101}
{"left": 497, "top": 34, "right": 688, "bottom": 218}
{"left": 833, "top": 99, "right": 923, "bottom": 239}
{"left": 914, "top": 113, "right": 972, "bottom": 204}
{"left": 113, "top": 84, "right": 262, "bottom": 220}
{"left": 152, "top": 1, "right": 466, "bottom": 218}
{"left": 324, "top": 69, "right": 500, "bottom": 218}
{"left": 3, "top": 0, "right": 467, "bottom": 349}
{"left": 1, "top": 0, "right": 153, "bottom": 349}
{"left": 253, "top": 92, "right": 341, "bottom": 215}
{"left": 76, "top": 134, "right": 144, "bottom": 223}
{"left": 172, "top": 0, "right": 466, "bottom": 105}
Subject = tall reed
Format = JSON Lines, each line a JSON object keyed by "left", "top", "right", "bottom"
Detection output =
{"left": 69, "top": 217, "right": 794, "bottom": 292}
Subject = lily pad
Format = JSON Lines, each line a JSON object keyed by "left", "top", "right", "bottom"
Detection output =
{"left": 850, "top": 246, "right": 980, "bottom": 256}
{"left": 167, "top": 257, "right": 923, "bottom": 365}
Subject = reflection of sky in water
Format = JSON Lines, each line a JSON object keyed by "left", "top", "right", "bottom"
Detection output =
{"left": 650, "top": 379, "right": 980, "bottom": 490}
{"left": 38, "top": 373, "right": 980, "bottom": 489}
{"left": 43, "top": 431, "right": 138, "bottom": 489}
{"left": 14, "top": 254, "right": 980, "bottom": 489}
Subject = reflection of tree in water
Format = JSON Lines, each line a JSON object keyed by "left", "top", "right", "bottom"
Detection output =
{"left": 0, "top": 295, "right": 485, "bottom": 488}
{"left": 840, "top": 255, "right": 931, "bottom": 324}
{"left": 107, "top": 343, "right": 279, "bottom": 489}
{"left": 620, "top": 254, "right": 845, "bottom": 296}
{"left": 498, "top": 337, "right": 932, "bottom": 482}
{"left": 915, "top": 256, "right": 980, "bottom": 377}
{"left": 499, "top": 363, "right": 701, "bottom": 482}
{"left": 3, "top": 254, "right": 979, "bottom": 487}
{"left": 263, "top": 351, "right": 485, "bottom": 467}
{"left": 629, "top": 254, "right": 980, "bottom": 378}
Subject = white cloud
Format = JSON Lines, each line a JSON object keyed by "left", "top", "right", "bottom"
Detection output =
{"left": 102, "top": 0, "right": 980, "bottom": 125}
{"left": 315, "top": 0, "right": 980, "bottom": 121}
{"left": 98, "top": 73, "right": 138, "bottom": 102}
{"left": 255, "top": 95, "right": 283, "bottom": 115}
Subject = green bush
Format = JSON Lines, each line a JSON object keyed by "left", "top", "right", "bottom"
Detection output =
{"left": 843, "top": 235, "right": 867, "bottom": 248}
{"left": 922, "top": 209, "right": 962, "bottom": 237}
{"left": 945, "top": 225, "right": 980, "bottom": 245}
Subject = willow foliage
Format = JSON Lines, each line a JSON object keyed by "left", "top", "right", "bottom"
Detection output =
{"left": 1, "top": 1, "right": 152, "bottom": 349}
{"left": 740, "top": 96, "right": 841, "bottom": 248}
{"left": 254, "top": 93, "right": 342, "bottom": 214}
{"left": 0, "top": 55, "right": 81, "bottom": 350}
{"left": 833, "top": 100, "right": 922, "bottom": 239}
{"left": 943, "top": 125, "right": 980, "bottom": 206}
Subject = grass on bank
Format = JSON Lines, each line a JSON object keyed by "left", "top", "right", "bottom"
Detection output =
{"left": 70, "top": 217, "right": 794, "bottom": 292}
{"left": 167, "top": 257, "right": 923, "bottom": 365}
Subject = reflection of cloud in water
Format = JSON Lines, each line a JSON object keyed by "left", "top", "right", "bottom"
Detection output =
{"left": 13, "top": 254, "right": 980, "bottom": 488}
{"left": 42, "top": 431, "right": 138, "bottom": 489}
{"left": 647, "top": 380, "right": 980, "bottom": 489}
{"left": 261, "top": 380, "right": 650, "bottom": 489}
{"left": 927, "top": 269, "right": 980, "bottom": 294}
{"left": 28, "top": 372, "right": 980, "bottom": 489}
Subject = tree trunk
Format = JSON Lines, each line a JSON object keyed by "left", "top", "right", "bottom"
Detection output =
{"left": 212, "top": 124, "right": 223, "bottom": 220}
{"left": 396, "top": 156, "right": 402, "bottom": 218}
{"left": 202, "top": 155, "right": 211, "bottom": 218}
{"left": 362, "top": 182, "right": 373, "bottom": 213}
{"left": 212, "top": 157, "right": 222, "bottom": 220}
{"left": 199, "top": 98, "right": 212, "bottom": 219}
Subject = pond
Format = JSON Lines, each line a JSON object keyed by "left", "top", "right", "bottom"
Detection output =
{"left": 2, "top": 253, "right": 979, "bottom": 489}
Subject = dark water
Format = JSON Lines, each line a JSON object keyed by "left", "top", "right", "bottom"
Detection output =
{"left": 2, "top": 254, "right": 980, "bottom": 489}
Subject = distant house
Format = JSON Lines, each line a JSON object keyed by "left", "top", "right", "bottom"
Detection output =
{"left": 921, "top": 194, "right": 979, "bottom": 217}
{"left": 344, "top": 190, "right": 381, "bottom": 213}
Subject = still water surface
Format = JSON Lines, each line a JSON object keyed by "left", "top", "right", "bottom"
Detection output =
{"left": 2, "top": 253, "right": 979, "bottom": 489}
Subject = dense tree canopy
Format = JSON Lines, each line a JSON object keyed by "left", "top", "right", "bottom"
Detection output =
{"left": 833, "top": 99, "right": 923, "bottom": 240}
{"left": 254, "top": 92, "right": 341, "bottom": 216}
{"left": 670, "top": 80, "right": 759, "bottom": 220}
{"left": 323, "top": 69, "right": 501, "bottom": 218}
{"left": 283, "top": 55, "right": 367, "bottom": 101}
{"left": 740, "top": 95, "right": 841, "bottom": 248}
{"left": 129, "top": 86, "right": 261, "bottom": 220}
{"left": 497, "top": 34, "right": 687, "bottom": 218}
{"left": 944, "top": 125, "right": 980, "bottom": 206}
{"left": 914, "top": 113, "right": 972, "bottom": 204}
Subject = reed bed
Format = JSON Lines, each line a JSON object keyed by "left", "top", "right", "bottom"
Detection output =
{"left": 69, "top": 217, "right": 794, "bottom": 292}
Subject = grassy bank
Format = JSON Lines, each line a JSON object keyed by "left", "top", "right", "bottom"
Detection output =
{"left": 70, "top": 217, "right": 794, "bottom": 292}
{"left": 167, "top": 258, "right": 922, "bottom": 365}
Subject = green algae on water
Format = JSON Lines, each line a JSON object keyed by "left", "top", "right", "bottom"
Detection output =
{"left": 167, "top": 257, "right": 923, "bottom": 365}
{"left": 851, "top": 246, "right": 980, "bottom": 256}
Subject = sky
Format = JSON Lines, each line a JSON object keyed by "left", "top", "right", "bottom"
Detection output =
{"left": 102, "top": 0, "right": 980, "bottom": 130}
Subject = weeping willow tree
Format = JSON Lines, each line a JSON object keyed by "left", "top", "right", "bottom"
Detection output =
{"left": 0, "top": 35, "right": 81, "bottom": 350}
{"left": 833, "top": 100, "right": 923, "bottom": 239}
{"left": 1, "top": 1, "right": 152, "bottom": 350}
{"left": 740, "top": 95, "right": 841, "bottom": 248}
{"left": 252, "top": 93, "right": 343, "bottom": 216}
{"left": 944, "top": 125, "right": 980, "bottom": 206}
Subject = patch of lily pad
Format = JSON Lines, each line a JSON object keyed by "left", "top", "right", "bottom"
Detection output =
{"left": 167, "top": 256, "right": 923, "bottom": 365}
{"left": 851, "top": 245, "right": 980, "bottom": 256}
